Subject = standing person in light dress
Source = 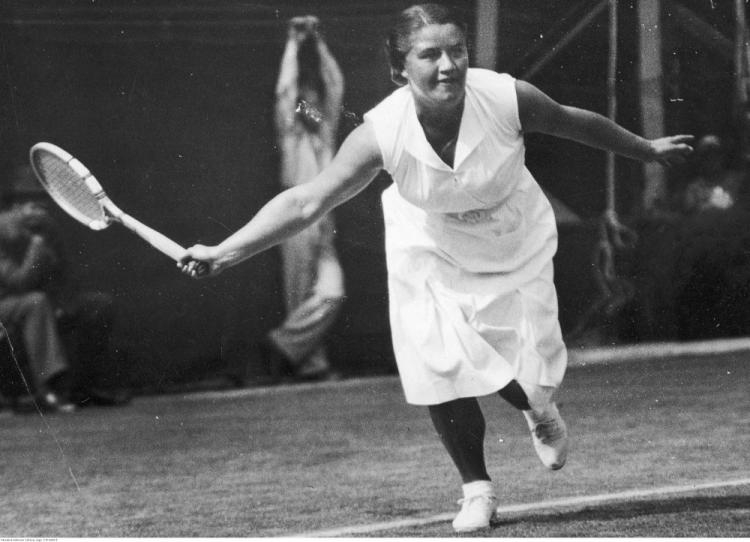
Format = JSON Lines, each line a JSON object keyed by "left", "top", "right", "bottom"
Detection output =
{"left": 261, "top": 15, "right": 346, "bottom": 383}
{"left": 180, "top": 3, "right": 693, "bottom": 533}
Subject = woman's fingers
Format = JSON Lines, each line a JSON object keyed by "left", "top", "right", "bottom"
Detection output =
{"left": 177, "top": 255, "right": 210, "bottom": 278}
{"left": 670, "top": 134, "right": 695, "bottom": 145}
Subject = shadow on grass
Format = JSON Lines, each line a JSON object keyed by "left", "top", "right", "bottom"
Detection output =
{"left": 499, "top": 494, "right": 749, "bottom": 524}
{"left": 365, "top": 494, "right": 750, "bottom": 537}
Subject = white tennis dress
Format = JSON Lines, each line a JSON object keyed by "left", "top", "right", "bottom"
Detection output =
{"left": 363, "top": 69, "right": 567, "bottom": 405}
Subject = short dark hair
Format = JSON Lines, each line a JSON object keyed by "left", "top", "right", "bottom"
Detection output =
{"left": 385, "top": 3, "right": 468, "bottom": 86}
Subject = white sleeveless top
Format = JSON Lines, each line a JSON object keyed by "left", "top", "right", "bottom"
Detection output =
{"left": 364, "top": 69, "right": 567, "bottom": 405}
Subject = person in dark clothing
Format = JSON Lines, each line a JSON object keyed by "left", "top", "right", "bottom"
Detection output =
{"left": 0, "top": 165, "right": 128, "bottom": 412}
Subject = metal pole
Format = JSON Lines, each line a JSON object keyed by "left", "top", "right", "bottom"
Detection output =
{"left": 475, "top": 0, "right": 499, "bottom": 70}
{"left": 735, "top": 0, "right": 750, "bottom": 164}
{"left": 637, "top": 0, "right": 666, "bottom": 211}
{"left": 735, "top": 0, "right": 748, "bottom": 106}
{"left": 522, "top": 0, "right": 608, "bottom": 80}
{"left": 606, "top": 0, "right": 618, "bottom": 214}
{"left": 669, "top": 1, "right": 733, "bottom": 59}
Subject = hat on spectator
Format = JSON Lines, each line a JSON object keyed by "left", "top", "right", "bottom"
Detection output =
{"left": 1, "top": 165, "right": 48, "bottom": 206}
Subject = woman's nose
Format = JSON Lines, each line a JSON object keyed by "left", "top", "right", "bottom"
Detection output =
{"left": 438, "top": 51, "right": 457, "bottom": 72}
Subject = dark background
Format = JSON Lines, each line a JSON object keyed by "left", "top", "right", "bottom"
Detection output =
{"left": 0, "top": 0, "right": 745, "bottom": 391}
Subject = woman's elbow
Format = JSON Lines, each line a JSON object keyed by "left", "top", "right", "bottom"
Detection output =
{"left": 301, "top": 199, "right": 327, "bottom": 223}
{"left": 285, "top": 188, "right": 328, "bottom": 224}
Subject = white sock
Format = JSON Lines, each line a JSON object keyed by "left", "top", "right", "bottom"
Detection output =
{"left": 462, "top": 480, "right": 495, "bottom": 499}
{"left": 517, "top": 381, "right": 558, "bottom": 429}
{"left": 517, "top": 381, "right": 555, "bottom": 410}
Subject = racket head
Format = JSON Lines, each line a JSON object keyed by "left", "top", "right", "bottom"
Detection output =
{"left": 28, "top": 142, "right": 110, "bottom": 230}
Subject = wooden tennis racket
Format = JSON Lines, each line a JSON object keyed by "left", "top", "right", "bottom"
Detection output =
{"left": 29, "top": 142, "right": 186, "bottom": 261}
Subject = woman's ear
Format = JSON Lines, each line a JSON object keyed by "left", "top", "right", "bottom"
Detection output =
{"left": 390, "top": 67, "right": 408, "bottom": 86}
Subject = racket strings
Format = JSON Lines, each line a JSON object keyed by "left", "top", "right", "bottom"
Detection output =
{"left": 32, "top": 151, "right": 107, "bottom": 227}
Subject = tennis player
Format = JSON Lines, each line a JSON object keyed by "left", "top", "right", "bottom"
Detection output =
{"left": 180, "top": 3, "right": 693, "bottom": 533}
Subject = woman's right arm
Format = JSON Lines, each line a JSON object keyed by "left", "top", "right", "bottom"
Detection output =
{"left": 179, "top": 122, "right": 383, "bottom": 278}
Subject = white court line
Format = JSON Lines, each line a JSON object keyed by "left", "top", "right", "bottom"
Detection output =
{"left": 149, "top": 375, "right": 399, "bottom": 403}
{"left": 568, "top": 336, "right": 750, "bottom": 366}
{"left": 158, "top": 336, "right": 750, "bottom": 404}
{"left": 290, "top": 477, "right": 750, "bottom": 538}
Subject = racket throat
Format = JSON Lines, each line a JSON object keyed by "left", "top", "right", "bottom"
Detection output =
{"left": 101, "top": 198, "right": 124, "bottom": 223}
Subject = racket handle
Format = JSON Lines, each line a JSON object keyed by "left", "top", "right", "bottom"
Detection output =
{"left": 118, "top": 213, "right": 186, "bottom": 262}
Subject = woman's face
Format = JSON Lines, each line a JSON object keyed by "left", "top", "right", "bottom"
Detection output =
{"left": 401, "top": 23, "right": 468, "bottom": 111}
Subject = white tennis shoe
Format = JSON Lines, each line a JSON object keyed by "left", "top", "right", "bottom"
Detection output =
{"left": 452, "top": 481, "right": 497, "bottom": 533}
{"left": 523, "top": 401, "right": 568, "bottom": 470}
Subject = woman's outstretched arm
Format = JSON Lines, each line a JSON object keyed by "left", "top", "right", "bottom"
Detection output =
{"left": 515, "top": 79, "right": 694, "bottom": 166}
{"left": 178, "top": 122, "right": 382, "bottom": 278}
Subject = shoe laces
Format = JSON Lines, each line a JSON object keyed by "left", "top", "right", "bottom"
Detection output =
{"left": 533, "top": 418, "right": 563, "bottom": 444}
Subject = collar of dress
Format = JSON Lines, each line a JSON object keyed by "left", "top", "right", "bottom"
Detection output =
{"left": 403, "top": 86, "right": 485, "bottom": 172}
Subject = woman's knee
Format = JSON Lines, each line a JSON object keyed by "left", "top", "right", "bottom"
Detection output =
{"left": 428, "top": 396, "right": 482, "bottom": 419}
{"left": 498, "top": 380, "right": 531, "bottom": 410}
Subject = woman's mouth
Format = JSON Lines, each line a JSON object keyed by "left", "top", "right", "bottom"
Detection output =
{"left": 438, "top": 81, "right": 457, "bottom": 89}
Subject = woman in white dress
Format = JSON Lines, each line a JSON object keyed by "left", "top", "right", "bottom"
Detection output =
{"left": 180, "top": 4, "right": 693, "bottom": 533}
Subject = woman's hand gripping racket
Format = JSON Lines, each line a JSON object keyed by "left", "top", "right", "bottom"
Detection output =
{"left": 29, "top": 142, "right": 186, "bottom": 261}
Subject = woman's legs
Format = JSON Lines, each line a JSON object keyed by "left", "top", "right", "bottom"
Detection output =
{"left": 501, "top": 379, "right": 568, "bottom": 470}
{"left": 429, "top": 397, "right": 498, "bottom": 532}
{"left": 497, "top": 379, "right": 530, "bottom": 410}
{"left": 428, "top": 397, "right": 489, "bottom": 483}
{"left": 429, "top": 380, "right": 566, "bottom": 478}
{"left": 427, "top": 380, "right": 537, "bottom": 482}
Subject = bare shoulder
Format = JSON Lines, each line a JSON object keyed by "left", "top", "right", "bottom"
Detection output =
{"left": 515, "top": 79, "right": 564, "bottom": 134}
{"left": 333, "top": 122, "right": 383, "bottom": 172}
{"left": 312, "top": 122, "right": 384, "bottom": 206}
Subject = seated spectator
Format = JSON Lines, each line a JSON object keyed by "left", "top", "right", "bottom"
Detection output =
{"left": 0, "top": 165, "right": 128, "bottom": 412}
{"left": 683, "top": 134, "right": 744, "bottom": 213}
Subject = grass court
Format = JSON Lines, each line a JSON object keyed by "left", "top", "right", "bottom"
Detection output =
{"left": 1, "top": 346, "right": 748, "bottom": 537}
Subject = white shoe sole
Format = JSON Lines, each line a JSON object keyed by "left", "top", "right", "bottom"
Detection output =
{"left": 453, "top": 511, "right": 497, "bottom": 533}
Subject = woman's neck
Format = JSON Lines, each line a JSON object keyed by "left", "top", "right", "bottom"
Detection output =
{"left": 416, "top": 99, "right": 463, "bottom": 166}
{"left": 416, "top": 99, "right": 463, "bottom": 133}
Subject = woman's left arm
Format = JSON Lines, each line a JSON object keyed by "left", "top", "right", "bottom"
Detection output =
{"left": 515, "top": 79, "right": 693, "bottom": 166}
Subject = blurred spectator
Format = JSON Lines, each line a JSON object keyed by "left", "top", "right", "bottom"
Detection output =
{"left": 668, "top": 135, "right": 750, "bottom": 340}
{"left": 682, "top": 134, "right": 744, "bottom": 213}
{"left": 257, "top": 15, "right": 345, "bottom": 383}
{"left": 0, "top": 165, "right": 128, "bottom": 412}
